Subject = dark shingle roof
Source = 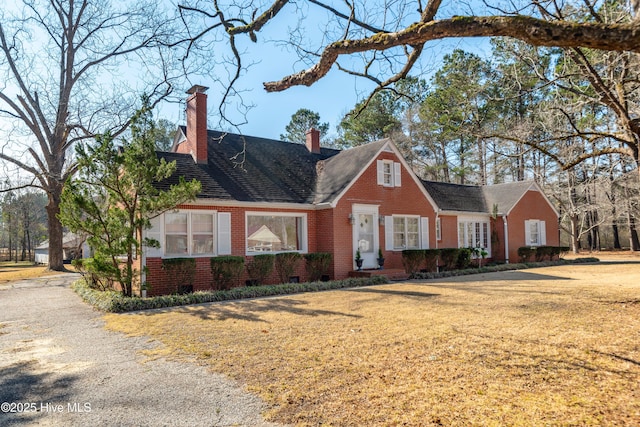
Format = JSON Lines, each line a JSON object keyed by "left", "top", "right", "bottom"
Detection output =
{"left": 154, "top": 151, "right": 234, "bottom": 199}
{"left": 482, "top": 181, "right": 536, "bottom": 214}
{"left": 422, "top": 180, "right": 537, "bottom": 214}
{"left": 160, "top": 130, "right": 341, "bottom": 203}
{"left": 421, "top": 181, "right": 488, "bottom": 212}
{"left": 314, "top": 139, "right": 389, "bottom": 203}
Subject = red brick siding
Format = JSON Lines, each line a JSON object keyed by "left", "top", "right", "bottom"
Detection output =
{"left": 145, "top": 204, "right": 316, "bottom": 296}
{"left": 329, "top": 152, "right": 437, "bottom": 278}
{"left": 505, "top": 190, "right": 559, "bottom": 262}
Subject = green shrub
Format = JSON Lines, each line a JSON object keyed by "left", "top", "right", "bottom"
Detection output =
{"left": 246, "top": 254, "right": 275, "bottom": 285}
{"left": 72, "top": 258, "right": 109, "bottom": 291}
{"left": 72, "top": 275, "right": 389, "bottom": 313}
{"left": 456, "top": 248, "right": 472, "bottom": 269}
{"left": 162, "top": 258, "right": 196, "bottom": 294}
{"left": 210, "top": 256, "right": 245, "bottom": 290}
{"left": 275, "top": 252, "right": 303, "bottom": 283}
{"left": 518, "top": 246, "right": 535, "bottom": 263}
{"left": 535, "top": 246, "right": 555, "bottom": 262}
{"left": 304, "top": 252, "right": 332, "bottom": 282}
{"left": 402, "top": 249, "right": 425, "bottom": 274}
{"left": 439, "top": 248, "right": 459, "bottom": 271}
{"left": 423, "top": 249, "right": 441, "bottom": 272}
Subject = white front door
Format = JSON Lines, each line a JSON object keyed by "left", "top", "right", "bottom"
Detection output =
{"left": 352, "top": 204, "right": 379, "bottom": 269}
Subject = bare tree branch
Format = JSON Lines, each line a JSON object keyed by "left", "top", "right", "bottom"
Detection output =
{"left": 264, "top": 16, "right": 640, "bottom": 92}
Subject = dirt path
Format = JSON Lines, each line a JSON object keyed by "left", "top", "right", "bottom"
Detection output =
{"left": 0, "top": 274, "right": 282, "bottom": 427}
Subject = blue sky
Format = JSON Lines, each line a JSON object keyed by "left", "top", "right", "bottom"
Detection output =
{"left": 162, "top": 36, "right": 491, "bottom": 141}
{"left": 158, "top": 3, "right": 493, "bottom": 141}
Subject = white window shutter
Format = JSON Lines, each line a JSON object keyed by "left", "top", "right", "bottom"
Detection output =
{"left": 377, "top": 160, "right": 384, "bottom": 185}
{"left": 145, "top": 215, "right": 163, "bottom": 257}
{"left": 540, "top": 220, "right": 547, "bottom": 245}
{"left": 217, "top": 212, "right": 232, "bottom": 255}
{"left": 394, "top": 162, "right": 402, "bottom": 187}
{"left": 524, "top": 220, "right": 531, "bottom": 245}
{"left": 420, "top": 217, "right": 429, "bottom": 249}
{"left": 385, "top": 216, "right": 394, "bottom": 250}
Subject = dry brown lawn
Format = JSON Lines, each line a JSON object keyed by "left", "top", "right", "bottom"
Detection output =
{"left": 105, "top": 258, "right": 640, "bottom": 426}
{"left": 0, "top": 261, "right": 59, "bottom": 283}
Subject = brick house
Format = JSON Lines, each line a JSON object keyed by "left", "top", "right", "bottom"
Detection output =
{"left": 140, "top": 86, "right": 558, "bottom": 296}
{"left": 422, "top": 180, "right": 559, "bottom": 263}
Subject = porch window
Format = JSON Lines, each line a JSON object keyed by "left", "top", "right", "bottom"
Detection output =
{"left": 246, "top": 213, "right": 307, "bottom": 254}
{"left": 393, "top": 216, "right": 420, "bottom": 249}
{"left": 457, "top": 220, "right": 489, "bottom": 250}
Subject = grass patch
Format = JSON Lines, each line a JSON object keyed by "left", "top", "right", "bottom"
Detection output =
{"left": 104, "top": 261, "right": 640, "bottom": 425}
{"left": 0, "top": 261, "right": 59, "bottom": 283}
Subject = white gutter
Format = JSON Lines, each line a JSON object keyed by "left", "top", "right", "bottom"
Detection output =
{"left": 503, "top": 215, "right": 509, "bottom": 264}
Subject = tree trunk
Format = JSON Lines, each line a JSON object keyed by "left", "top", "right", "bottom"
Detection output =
{"left": 629, "top": 211, "right": 640, "bottom": 251}
{"left": 570, "top": 214, "right": 580, "bottom": 254}
{"left": 46, "top": 184, "right": 65, "bottom": 271}
{"left": 612, "top": 219, "right": 621, "bottom": 249}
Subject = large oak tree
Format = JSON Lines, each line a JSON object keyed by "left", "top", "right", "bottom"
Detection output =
{"left": 0, "top": 0, "right": 181, "bottom": 270}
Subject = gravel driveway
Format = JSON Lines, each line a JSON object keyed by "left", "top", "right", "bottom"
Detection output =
{"left": 0, "top": 274, "right": 282, "bottom": 426}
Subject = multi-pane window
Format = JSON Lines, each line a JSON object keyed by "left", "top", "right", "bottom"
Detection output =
{"left": 246, "top": 213, "right": 306, "bottom": 254}
{"left": 165, "top": 212, "right": 216, "bottom": 256}
{"left": 457, "top": 220, "right": 489, "bottom": 249}
{"left": 393, "top": 216, "right": 420, "bottom": 249}
{"left": 436, "top": 218, "right": 442, "bottom": 241}
{"left": 383, "top": 162, "right": 393, "bottom": 186}
{"left": 377, "top": 160, "right": 401, "bottom": 187}
{"left": 165, "top": 213, "right": 188, "bottom": 255}
{"left": 191, "top": 213, "right": 214, "bottom": 254}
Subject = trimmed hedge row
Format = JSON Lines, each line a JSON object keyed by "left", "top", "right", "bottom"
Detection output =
{"left": 401, "top": 247, "right": 475, "bottom": 274}
{"left": 517, "top": 246, "right": 570, "bottom": 263}
{"left": 411, "top": 257, "right": 599, "bottom": 280}
{"left": 72, "top": 275, "right": 388, "bottom": 313}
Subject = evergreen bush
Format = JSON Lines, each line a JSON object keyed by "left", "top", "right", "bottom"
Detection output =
{"left": 246, "top": 254, "right": 275, "bottom": 286}
{"left": 402, "top": 249, "right": 425, "bottom": 274}
{"left": 439, "top": 248, "right": 459, "bottom": 270}
{"left": 210, "top": 256, "right": 245, "bottom": 290}
{"left": 275, "top": 252, "right": 303, "bottom": 283}
{"left": 162, "top": 258, "right": 196, "bottom": 294}
{"left": 304, "top": 252, "right": 332, "bottom": 282}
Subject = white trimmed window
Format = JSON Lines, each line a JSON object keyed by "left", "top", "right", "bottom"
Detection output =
{"left": 525, "top": 219, "right": 546, "bottom": 246}
{"left": 436, "top": 217, "right": 442, "bottom": 241}
{"left": 165, "top": 211, "right": 218, "bottom": 256}
{"left": 377, "top": 160, "right": 402, "bottom": 187}
{"left": 246, "top": 213, "right": 307, "bottom": 254}
{"left": 144, "top": 210, "right": 231, "bottom": 258}
{"left": 393, "top": 216, "right": 419, "bottom": 249}
{"left": 457, "top": 219, "right": 489, "bottom": 250}
{"left": 165, "top": 212, "right": 189, "bottom": 255}
{"left": 386, "top": 215, "right": 429, "bottom": 250}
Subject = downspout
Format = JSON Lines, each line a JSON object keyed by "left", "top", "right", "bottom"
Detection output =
{"left": 503, "top": 215, "right": 509, "bottom": 264}
{"left": 435, "top": 211, "right": 440, "bottom": 272}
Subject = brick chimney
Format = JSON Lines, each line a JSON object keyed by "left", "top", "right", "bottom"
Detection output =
{"left": 182, "top": 85, "right": 209, "bottom": 164}
{"left": 305, "top": 128, "right": 321, "bottom": 154}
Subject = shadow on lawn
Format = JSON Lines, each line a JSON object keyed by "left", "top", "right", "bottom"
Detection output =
{"left": 460, "top": 331, "right": 639, "bottom": 378}
{"left": 412, "top": 271, "right": 575, "bottom": 299}
{"left": 165, "top": 298, "right": 364, "bottom": 322}
{"left": 435, "top": 270, "right": 574, "bottom": 283}
{"left": 345, "top": 287, "right": 439, "bottom": 299}
{"left": 0, "top": 360, "right": 78, "bottom": 426}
